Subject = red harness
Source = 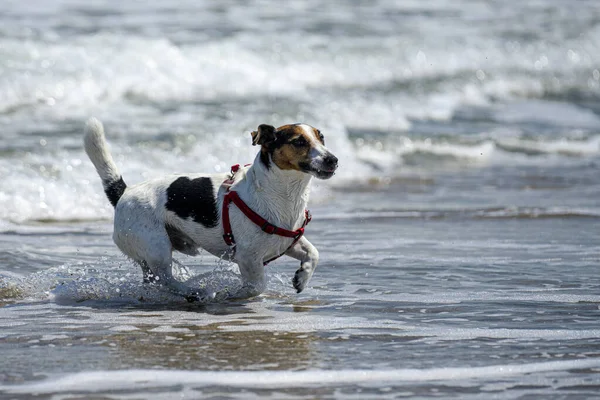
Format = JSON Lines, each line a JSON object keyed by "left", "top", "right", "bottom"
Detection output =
{"left": 221, "top": 164, "right": 312, "bottom": 265}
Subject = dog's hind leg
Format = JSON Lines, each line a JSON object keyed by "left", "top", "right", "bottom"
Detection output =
{"left": 114, "top": 225, "right": 204, "bottom": 299}
{"left": 138, "top": 245, "right": 205, "bottom": 299}
{"left": 232, "top": 257, "right": 267, "bottom": 299}
{"left": 134, "top": 237, "right": 175, "bottom": 286}
{"left": 138, "top": 260, "right": 158, "bottom": 284}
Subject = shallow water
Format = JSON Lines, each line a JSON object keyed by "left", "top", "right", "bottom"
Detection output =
{"left": 1, "top": 0, "right": 600, "bottom": 398}
{"left": 1, "top": 214, "right": 599, "bottom": 398}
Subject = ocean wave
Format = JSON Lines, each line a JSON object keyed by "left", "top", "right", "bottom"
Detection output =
{"left": 2, "top": 359, "right": 600, "bottom": 394}
{"left": 0, "top": 131, "right": 598, "bottom": 223}
{"left": 0, "top": 17, "right": 599, "bottom": 127}
{"left": 352, "top": 133, "right": 600, "bottom": 173}
{"left": 320, "top": 207, "right": 600, "bottom": 222}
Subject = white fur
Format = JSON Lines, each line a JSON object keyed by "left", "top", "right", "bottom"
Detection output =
{"left": 84, "top": 118, "right": 333, "bottom": 300}
{"left": 84, "top": 118, "right": 121, "bottom": 188}
{"left": 298, "top": 123, "right": 329, "bottom": 171}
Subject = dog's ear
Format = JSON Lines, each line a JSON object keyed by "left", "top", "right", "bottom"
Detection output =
{"left": 251, "top": 124, "right": 276, "bottom": 146}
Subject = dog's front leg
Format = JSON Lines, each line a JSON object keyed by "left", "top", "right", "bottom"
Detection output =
{"left": 285, "top": 236, "right": 319, "bottom": 293}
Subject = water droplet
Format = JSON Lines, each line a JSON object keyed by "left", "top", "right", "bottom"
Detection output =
{"left": 567, "top": 49, "right": 580, "bottom": 63}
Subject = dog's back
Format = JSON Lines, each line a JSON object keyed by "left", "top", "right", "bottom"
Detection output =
{"left": 83, "top": 118, "right": 229, "bottom": 260}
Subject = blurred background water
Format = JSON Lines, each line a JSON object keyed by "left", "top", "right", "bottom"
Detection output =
{"left": 0, "top": 1, "right": 599, "bottom": 398}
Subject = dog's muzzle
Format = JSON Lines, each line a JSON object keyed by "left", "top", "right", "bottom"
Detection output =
{"left": 314, "top": 153, "right": 338, "bottom": 179}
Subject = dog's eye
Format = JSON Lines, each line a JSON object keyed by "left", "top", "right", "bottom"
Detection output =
{"left": 317, "top": 130, "right": 325, "bottom": 143}
{"left": 291, "top": 137, "right": 308, "bottom": 147}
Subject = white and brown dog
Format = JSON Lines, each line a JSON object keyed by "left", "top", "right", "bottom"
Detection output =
{"left": 83, "top": 118, "right": 338, "bottom": 301}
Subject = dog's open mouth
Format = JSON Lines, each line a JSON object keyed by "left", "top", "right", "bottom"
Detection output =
{"left": 318, "top": 168, "right": 335, "bottom": 174}
{"left": 300, "top": 161, "right": 337, "bottom": 179}
{"left": 315, "top": 168, "right": 336, "bottom": 179}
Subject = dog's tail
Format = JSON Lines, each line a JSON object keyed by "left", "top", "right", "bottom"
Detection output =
{"left": 83, "top": 117, "right": 127, "bottom": 208}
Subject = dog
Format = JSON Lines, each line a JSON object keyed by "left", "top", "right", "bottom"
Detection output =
{"left": 83, "top": 118, "right": 338, "bottom": 301}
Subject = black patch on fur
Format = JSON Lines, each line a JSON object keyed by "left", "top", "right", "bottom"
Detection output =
{"left": 255, "top": 124, "right": 276, "bottom": 145}
{"left": 260, "top": 149, "right": 271, "bottom": 169}
{"left": 104, "top": 177, "right": 127, "bottom": 207}
{"left": 166, "top": 224, "right": 199, "bottom": 256}
{"left": 165, "top": 177, "right": 219, "bottom": 228}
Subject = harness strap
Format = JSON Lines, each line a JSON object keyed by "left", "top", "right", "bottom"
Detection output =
{"left": 221, "top": 164, "right": 311, "bottom": 265}
{"left": 222, "top": 163, "right": 246, "bottom": 187}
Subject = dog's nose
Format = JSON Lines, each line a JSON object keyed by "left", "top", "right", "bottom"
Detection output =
{"left": 324, "top": 154, "right": 338, "bottom": 169}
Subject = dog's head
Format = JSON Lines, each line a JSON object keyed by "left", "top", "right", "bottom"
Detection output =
{"left": 251, "top": 123, "right": 338, "bottom": 179}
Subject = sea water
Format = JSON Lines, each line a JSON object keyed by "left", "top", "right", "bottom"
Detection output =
{"left": 1, "top": 0, "right": 599, "bottom": 398}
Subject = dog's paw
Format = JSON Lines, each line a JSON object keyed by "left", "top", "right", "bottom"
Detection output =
{"left": 142, "top": 274, "right": 160, "bottom": 284}
{"left": 175, "top": 286, "right": 211, "bottom": 303}
{"left": 184, "top": 291, "right": 212, "bottom": 303}
{"left": 185, "top": 294, "right": 201, "bottom": 303}
{"left": 292, "top": 269, "right": 309, "bottom": 293}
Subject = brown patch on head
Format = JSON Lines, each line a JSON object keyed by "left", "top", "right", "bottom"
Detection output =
{"left": 271, "top": 142, "right": 311, "bottom": 171}
{"left": 269, "top": 124, "right": 317, "bottom": 171}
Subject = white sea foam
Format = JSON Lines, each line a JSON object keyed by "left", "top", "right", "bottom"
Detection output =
{"left": 3, "top": 125, "right": 598, "bottom": 224}
{"left": 319, "top": 207, "right": 600, "bottom": 222}
{"left": 353, "top": 133, "right": 600, "bottom": 173}
{"left": 0, "top": 0, "right": 599, "bottom": 125}
{"left": 2, "top": 359, "right": 599, "bottom": 394}
{"left": 488, "top": 101, "right": 600, "bottom": 128}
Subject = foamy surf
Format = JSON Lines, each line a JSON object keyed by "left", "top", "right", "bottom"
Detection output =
{"left": 0, "top": 260, "right": 253, "bottom": 305}
{"left": 2, "top": 359, "right": 599, "bottom": 394}
{"left": 1, "top": 131, "right": 599, "bottom": 224}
